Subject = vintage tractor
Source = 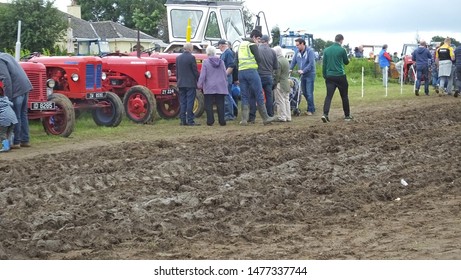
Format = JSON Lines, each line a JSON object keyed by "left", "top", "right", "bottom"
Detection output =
{"left": 101, "top": 56, "right": 171, "bottom": 123}
{"left": 401, "top": 44, "right": 418, "bottom": 84}
{"left": 26, "top": 55, "right": 123, "bottom": 127}
{"left": 20, "top": 61, "right": 75, "bottom": 137}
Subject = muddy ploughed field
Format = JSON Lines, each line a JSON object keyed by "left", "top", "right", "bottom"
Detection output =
{"left": 0, "top": 96, "right": 460, "bottom": 260}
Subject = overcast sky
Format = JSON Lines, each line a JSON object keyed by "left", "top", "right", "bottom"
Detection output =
{"left": 55, "top": 0, "right": 461, "bottom": 54}
{"left": 244, "top": 0, "right": 461, "bottom": 53}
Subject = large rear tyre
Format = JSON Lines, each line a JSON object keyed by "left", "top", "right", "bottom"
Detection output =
{"left": 92, "top": 92, "right": 124, "bottom": 127}
{"left": 123, "top": 85, "right": 157, "bottom": 123}
{"left": 157, "top": 85, "right": 180, "bottom": 119}
{"left": 194, "top": 90, "right": 205, "bottom": 118}
{"left": 42, "top": 93, "right": 75, "bottom": 137}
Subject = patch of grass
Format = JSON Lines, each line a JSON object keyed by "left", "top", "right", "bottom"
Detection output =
{"left": 28, "top": 78, "right": 420, "bottom": 145}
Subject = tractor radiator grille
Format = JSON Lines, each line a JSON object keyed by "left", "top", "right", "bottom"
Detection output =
{"left": 26, "top": 69, "right": 47, "bottom": 102}
{"left": 85, "top": 64, "right": 103, "bottom": 90}
{"left": 157, "top": 66, "right": 169, "bottom": 88}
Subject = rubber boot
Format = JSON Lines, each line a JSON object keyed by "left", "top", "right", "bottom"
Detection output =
{"left": 239, "top": 105, "right": 250, "bottom": 126}
{"left": 257, "top": 104, "right": 276, "bottom": 125}
{"left": 0, "top": 139, "right": 10, "bottom": 152}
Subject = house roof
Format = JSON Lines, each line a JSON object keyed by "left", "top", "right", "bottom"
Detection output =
{"left": 63, "top": 13, "right": 163, "bottom": 43}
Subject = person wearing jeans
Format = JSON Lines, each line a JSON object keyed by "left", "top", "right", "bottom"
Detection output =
{"left": 290, "top": 38, "right": 316, "bottom": 115}
{"left": 412, "top": 41, "right": 432, "bottom": 96}
{"left": 0, "top": 52, "right": 33, "bottom": 148}
{"left": 321, "top": 34, "right": 352, "bottom": 123}
{"left": 176, "top": 43, "right": 200, "bottom": 126}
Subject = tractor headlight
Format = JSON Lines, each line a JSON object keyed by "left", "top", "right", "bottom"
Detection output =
{"left": 71, "top": 73, "right": 79, "bottom": 82}
{"left": 46, "top": 79, "right": 55, "bottom": 88}
{"left": 102, "top": 72, "right": 107, "bottom": 80}
{"left": 145, "top": 71, "right": 152, "bottom": 79}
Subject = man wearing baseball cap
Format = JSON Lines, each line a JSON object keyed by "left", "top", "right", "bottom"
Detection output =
{"left": 218, "top": 39, "right": 238, "bottom": 121}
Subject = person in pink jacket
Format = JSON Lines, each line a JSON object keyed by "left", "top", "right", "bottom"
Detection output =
{"left": 197, "top": 46, "right": 229, "bottom": 126}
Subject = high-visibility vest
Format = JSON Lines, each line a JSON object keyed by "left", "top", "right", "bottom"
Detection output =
{"left": 238, "top": 41, "right": 258, "bottom": 71}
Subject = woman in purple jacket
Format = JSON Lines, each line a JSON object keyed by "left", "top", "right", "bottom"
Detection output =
{"left": 197, "top": 46, "right": 229, "bottom": 126}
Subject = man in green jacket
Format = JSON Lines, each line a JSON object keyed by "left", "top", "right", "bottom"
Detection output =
{"left": 321, "top": 34, "right": 352, "bottom": 123}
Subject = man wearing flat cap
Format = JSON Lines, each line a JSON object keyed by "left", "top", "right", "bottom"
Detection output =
{"left": 248, "top": 34, "right": 278, "bottom": 122}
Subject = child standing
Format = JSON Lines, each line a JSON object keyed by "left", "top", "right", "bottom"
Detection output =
{"left": 0, "top": 80, "right": 18, "bottom": 152}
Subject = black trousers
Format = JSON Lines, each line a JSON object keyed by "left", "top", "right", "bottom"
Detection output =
{"left": 204, "top": 94, "right": 226, "bottom": 126}
{"left": 323, "top": 75, "right": 350, "bottom": 117}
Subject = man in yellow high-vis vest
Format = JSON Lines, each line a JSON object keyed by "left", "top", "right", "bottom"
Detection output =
{"left": 235, "top": 29, "right": 275, "bottom": 125}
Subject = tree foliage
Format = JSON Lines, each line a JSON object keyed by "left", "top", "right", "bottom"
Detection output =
{"left": 431, "top": 36, "right": 460, "bottom": 47}
{"left": 0, "top": 0, "right": 66, "bottom": 53}
{"left": 77, "top": 0, "right": 167, "bottom": 39}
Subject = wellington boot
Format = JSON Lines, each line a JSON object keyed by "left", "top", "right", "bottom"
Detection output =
{"left": 257, "top": 104, "right": 276, "bottom": 125}
{"left": 239, "top": 105, "right": 250, "bottom": 126}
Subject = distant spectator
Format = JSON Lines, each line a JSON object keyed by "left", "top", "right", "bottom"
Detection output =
{"left": 378, "top": 44, "right": 392, "bottom": 87}
{"left": 392, "top": 52, "right": 400, "bottom": 63}
{"left": 435, "top": 37, "right": 455, "bottom": 95}
{"left": 454, "top": 44, "right": 461, "bottom": 97}
{"left": 354, "top": 46, "right": 364, "bottom": 58}
{"left": 412, "top": 40, "right": 432, "bottom": 96}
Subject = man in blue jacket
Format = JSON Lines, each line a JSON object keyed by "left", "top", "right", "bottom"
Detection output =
{"left": 412, "top": 41, "right": 433, "bottom": 96}
{"left": 176, "top": 43, "right": 200, "bottom": 126}
{"left": 290, "top": 38, "right": 316, "bottom": 116}
{"left": 378, "top": 44, "right": 391, "bottom": 87}
{"left": 0, "top": 52, "right": 33, "bottom": 148}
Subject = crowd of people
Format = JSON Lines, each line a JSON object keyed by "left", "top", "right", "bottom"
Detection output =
{"left": 352, "top": 37, "right": 461, "bottom": 97}
{"left": 176, "top": 30, "right": 352, "bottom": 127}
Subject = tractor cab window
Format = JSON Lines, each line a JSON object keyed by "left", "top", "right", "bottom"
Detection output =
{"left": 220, "top": 9, "right": 245, "bottom": 46}
{"left": 281, "top": 36, "right": 296, "bottom": 49}
{"left": 204, "top": 11, "right": 221, "bottom": 39}
{"left": 99, "top": 41, "right": 110, "bottom": 54}
{"left": 171, "top": 9, "right": 203, "bottom": 38}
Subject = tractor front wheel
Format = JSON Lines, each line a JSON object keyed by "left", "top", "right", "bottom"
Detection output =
{"left": 123, "top": 85, "right": 157, "bottom": 123}
{"left": 92, "top": 92, "right": 124, "bottom": 127}
{"left": 42, "top": 93, "right": 75, "bottom": 137}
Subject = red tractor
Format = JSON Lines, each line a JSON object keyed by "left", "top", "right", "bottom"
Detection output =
{"left": 401, "top": 44, "right": 418, "bottom": 84}
{"left": 20, "top": 61, "right": 75, "bottom": 137}
{"left": 26, "top": 55, "right": 123, "bottom": 127}
{"left": 101, "top": 56, "right": 173, "bottom": 123}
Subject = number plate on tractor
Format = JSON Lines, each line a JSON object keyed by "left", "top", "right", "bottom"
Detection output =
{"left": 161, "top": 89, "right": 175, "bottom": 95}
{"left": 86, "top": 92, "right": 107, "bottom": 99}
{"left": 30, "top": 102, "right": 55, "bottom": 110}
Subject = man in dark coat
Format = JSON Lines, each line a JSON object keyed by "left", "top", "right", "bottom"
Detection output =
{"left": 176, "top": 43, "right": 200, "bottom": 126}
{"left": 0, "top": 52, "right": 33, "bottom": 148}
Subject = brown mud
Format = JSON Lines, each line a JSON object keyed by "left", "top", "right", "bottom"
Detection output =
{"left": 1, "top": 96, "right": 460, "bottom": 259}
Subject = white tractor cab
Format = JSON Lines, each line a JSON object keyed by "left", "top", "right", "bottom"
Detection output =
{"left": 280, "top": 29, "right": 314, "bottom": 62}
{"left": 165, "top": 0, "right": 248, "bottom": 53}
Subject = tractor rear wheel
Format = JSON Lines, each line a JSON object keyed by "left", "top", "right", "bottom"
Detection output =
{"left": 194, "top": 90, "right": 205, "bottom": 118}
{"left": 123, "top": 85, "right": 157, "bottom": 123}
{"left": 157, "top": 85, "right": 180, "bottom": 119}
{"left": 42, "top": 93, "right": 75, "bottom": 137}
{"left": 92, "top": 92, "right": 124, "bottom": 127}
